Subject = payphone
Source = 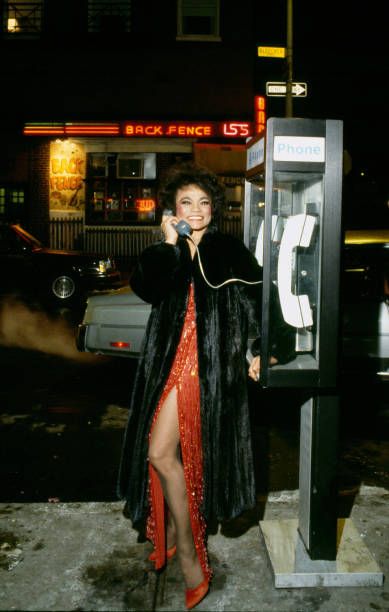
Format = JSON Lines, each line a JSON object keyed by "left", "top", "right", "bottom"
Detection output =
{"left": 244, "top": 118, "right": 383, "bottom": 586}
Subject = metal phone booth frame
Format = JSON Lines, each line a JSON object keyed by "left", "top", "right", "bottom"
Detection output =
{"left": 244, "top": 118, "right": 383, "bottom": 587}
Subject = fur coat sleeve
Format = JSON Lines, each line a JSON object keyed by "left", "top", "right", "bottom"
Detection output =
{"left": 117, "top": 228, "right": 293, "bottom": 526}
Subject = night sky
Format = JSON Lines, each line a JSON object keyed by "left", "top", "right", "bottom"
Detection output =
{"left": 256, "top": 1, "right": 388, "bottom": 198}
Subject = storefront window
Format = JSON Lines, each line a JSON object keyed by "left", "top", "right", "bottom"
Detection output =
{"left": 88, "top": 154, "right": 107, "bottom": 177}
{"left": 85, "top": 153, "right": 157, "bottom": 224}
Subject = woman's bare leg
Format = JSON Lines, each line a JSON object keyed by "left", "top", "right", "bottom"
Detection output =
{"left": 149, "top": 386, "right": 204, "bottom": 588}
{"left": 166, "top": 509, "right": 176, "bottom": 549}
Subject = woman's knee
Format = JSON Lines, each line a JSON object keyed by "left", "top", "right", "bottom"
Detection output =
{"left": 148, "top": 446, "right": 177, "bottom": 476}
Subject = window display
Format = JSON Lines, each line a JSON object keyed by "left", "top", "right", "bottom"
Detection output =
{"left": 85, "top": 153, "right": 157, "bottom": 224}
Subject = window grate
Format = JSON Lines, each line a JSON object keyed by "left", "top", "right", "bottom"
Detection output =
{"left": 177, "top": 0, "right": 220, "bottom": 40}
{"left": 0, "top": 188, "right": 5, "bottom": 215}
{"left": 0, "top": 186, "right": 26, "bottom": 219}
{"left": 88, "top": 1, "right": 131, "bottom": 33}
{"left": 3, "top": 1, "right": 43, "bottom": 34}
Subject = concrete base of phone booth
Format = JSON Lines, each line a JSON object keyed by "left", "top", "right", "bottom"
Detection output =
{"left": 259, "top": 518, "right": 384, "bottom": 588}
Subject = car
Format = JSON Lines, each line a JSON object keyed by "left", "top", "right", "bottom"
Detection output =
{"left": 339, "top": 230, "right": 389, "bottom": 425}
{"left": 76, "top": 230, "right": 389, "bottom": 383}
{"left": 0, "top": 223, "right": 123, "bottom": 309}
{"left": 76, "top": 285, "right": 150, "bottom": 358}
{"left": 341, "top": 229, "right": 389, "bottom": 383}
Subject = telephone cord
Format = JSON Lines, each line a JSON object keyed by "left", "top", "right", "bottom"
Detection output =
{"left": 188, "top": 235, "right": 263, "bottom": 290}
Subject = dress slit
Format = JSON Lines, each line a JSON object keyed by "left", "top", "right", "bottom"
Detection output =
{"left": 146, "top": 284, "right": 211, "bottom": 580}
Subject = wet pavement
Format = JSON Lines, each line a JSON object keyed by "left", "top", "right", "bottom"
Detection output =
{"left": 0, "top": 301, "right": 388, "bottom": 610}
{"left": 1, "top": 346, "right": 388, "bottom": 506}
{"left": 0, "top": 334, "right": 388, "bottom": 505}
{"left": 0, "top": 345, "right": 136, "bottom": 503}
{"left": 1, "top": 488, "right": 388, "bottom": 611}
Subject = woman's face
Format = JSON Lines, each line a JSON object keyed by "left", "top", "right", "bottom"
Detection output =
{"left": 175, "top": 184, "right": 212, "bottom": 234}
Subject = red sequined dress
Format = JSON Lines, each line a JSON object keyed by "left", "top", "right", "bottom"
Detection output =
{"left": 146, "top": 284, "right": 212, "bottom": 580}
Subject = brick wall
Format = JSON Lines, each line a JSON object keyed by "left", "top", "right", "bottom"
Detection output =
{"left": 29, "top": 140, "right": 50, "bottom": 243}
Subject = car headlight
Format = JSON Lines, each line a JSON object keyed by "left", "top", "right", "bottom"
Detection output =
{"left": 77, "top": 258, "right": 116, "bottom": 275}
{"left": 98, "top": 258, "right": 115, "bottom": 273}
{"left": 99, "top": 260, "right": 107, "bottom": 273}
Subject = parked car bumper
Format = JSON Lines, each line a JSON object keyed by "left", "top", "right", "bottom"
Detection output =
{"left": 76, "top": 286, "right": 151, "bottom": 358}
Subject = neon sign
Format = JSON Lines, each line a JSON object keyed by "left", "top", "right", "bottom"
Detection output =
{"left": 125, "top": 123, "right": 214, "bottom": 137}
{"left": 254, "top": 96, "right": 266, "bottom": 134}
{"left": 65, "top": 123, "right": 120, "bottom": 135}
{"left": 124, "top": 122, "right": 252, "bottom": 138}
{"left": 24, "top": 123, "right": 65, "bottom": 136}
{"left": 135, "top": 198, "right": 156, "bottom": 212}
{"left": 24, "top": 121, "right": 253, "bottom": 138}
{"left": 23, "top": 123, "right": 120, "bottom": 136}
{"left": 221, "top": 122, "right": 251, "bottom": 137}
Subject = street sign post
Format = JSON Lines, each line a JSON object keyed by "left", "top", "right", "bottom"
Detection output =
{"left": 266, "top": 81, "right": 308, "bottom": 97}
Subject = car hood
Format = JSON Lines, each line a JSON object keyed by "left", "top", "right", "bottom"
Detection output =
{"left": 33, "top": 247, "right": 111, "bottom": 263}
{"left": 85, "top": 286, "right": 147, "bottom": 306}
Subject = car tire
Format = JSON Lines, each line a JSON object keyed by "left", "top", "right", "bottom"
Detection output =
{"left": 51, "top": 275, "right": 77, "bottom": 301}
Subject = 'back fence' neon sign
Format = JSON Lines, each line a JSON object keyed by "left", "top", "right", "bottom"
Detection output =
{"left": 24, "top": 121, "right": 253, "bottom": 138}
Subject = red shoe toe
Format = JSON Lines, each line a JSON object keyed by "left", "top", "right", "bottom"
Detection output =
{"left": 185, "top": 577, "right": 209, "bottom": 610}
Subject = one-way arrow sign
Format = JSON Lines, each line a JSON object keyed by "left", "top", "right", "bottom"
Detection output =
{"left": 266, "top": 81, "right": 308, "bottom": 97}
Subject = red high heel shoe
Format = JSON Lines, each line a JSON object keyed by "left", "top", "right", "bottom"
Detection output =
{"left": 148, "top": 544, "right": 176, "bottom": 563}
{"left": 185, "top": 577, "right": 209, "bottom": 610}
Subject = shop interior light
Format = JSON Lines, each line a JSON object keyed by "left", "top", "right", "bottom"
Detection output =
{"left": 7, "top": 18, "right": 18, "bottom": 32}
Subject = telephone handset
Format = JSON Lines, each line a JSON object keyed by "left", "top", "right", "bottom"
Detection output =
{"left": 174, "top": 219, "right": 192, "bottom": 237}
{"left": 163, "top": 209, "right": 192, "bottom": 237}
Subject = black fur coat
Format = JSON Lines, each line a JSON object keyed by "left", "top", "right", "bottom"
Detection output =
{"left": 117, "top": 227, "right": 284, "bottom": 526}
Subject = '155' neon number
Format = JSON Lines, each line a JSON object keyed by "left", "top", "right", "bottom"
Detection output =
{"left": 222, "top": 122, "right": 251, "bottom": 137}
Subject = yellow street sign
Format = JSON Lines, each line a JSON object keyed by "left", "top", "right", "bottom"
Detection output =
{"left": 257, "top": 46, "right": 286, "bottom": 58}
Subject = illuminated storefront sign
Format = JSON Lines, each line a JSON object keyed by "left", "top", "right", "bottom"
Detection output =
{"left": 123, "top": 122, "right": 252, "bottom": 138}
{"left": 221, "top": 123, "right": 251, "bottom": 137}
{"left": 65, "top": 123, "right": 120, "bottom": 135}
{"left": 124, "top": 123, "right": 213, "bottom": 137}
{"left": 135, "top": 198, "right": 156, "bottom": 212}
{"left": 24, "top": 121, "right": 253, "bottom": 138}
{"left": 254, "top": 96, "right": 266, "bottom": 134}
{"left": 49, "top": 141, "right": 86, "bottom": 214}
{"left": 24, "top": 123, "right": 120, "bottom": 136}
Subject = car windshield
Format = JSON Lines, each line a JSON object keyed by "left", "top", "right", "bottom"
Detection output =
{"left": 12, "top": 225, "right": 43, "bottom": 248}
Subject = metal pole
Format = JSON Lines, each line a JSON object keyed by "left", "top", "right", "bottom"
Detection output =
{"left": 298, "top": 394, "right": 339, "bottom": 560}
{"left": 285, "top": 0, "right": 293, "bottom": 117}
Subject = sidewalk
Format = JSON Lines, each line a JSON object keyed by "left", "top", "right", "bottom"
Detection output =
{"left": 1, "top": 486, "right": 387, "bottom": 611}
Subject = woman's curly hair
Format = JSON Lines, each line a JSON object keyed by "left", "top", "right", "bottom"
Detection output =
{"left": 158, "top": 161, "right": 225, "bottom": 225}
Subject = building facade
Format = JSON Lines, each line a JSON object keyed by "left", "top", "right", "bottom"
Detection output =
{"left": 0, "top": 0, "right": 265, "bottom": 254}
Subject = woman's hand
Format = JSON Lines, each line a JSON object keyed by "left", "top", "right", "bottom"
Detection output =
{"left": 161, "top": 212, "right": 179, "bottom": 245}
{"left": 248, "top": 355, "right": 261, "bottom": 381}
{"left": 248, "top": 355, "right": 278, "bottom": 382}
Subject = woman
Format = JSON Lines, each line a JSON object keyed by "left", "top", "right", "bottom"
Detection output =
{"left": 117, "top": 162, "right": 289, "bottom": 609}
